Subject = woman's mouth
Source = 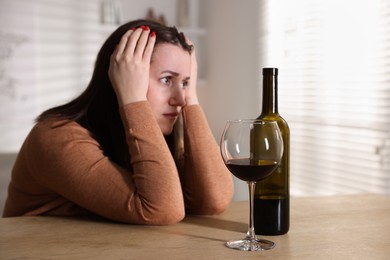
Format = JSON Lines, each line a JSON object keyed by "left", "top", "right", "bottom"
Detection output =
{"left": 163, "top": 112, "right": 179, "bottom": 120}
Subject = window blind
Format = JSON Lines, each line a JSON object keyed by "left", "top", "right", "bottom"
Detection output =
{"left": 258, "top": 0, "right": 390, "bottom": 196}
{"left": 0, "top": 0, "right": 111, "bottom": 152}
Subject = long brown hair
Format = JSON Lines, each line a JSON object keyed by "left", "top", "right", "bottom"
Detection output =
{"left": 36, "top": 19, "right": 193, "bottom": 169}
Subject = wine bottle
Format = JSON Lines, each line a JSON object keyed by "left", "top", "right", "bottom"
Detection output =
{"left": 254, "top": 68, "right": 290, "bottom": 235}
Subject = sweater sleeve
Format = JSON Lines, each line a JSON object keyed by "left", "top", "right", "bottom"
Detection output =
{"left": 26, "top": 101, "right": 184, "bottom": 224}
{"left": 180, "top": 105, "right": 234, "bottom": 215}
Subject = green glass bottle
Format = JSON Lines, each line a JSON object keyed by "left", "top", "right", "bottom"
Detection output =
{"left": 254, "top": 68, "right": 290, "bottom": 235}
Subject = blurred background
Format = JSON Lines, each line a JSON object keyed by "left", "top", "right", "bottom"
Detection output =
{"left": 1, "top": 0, "right": 389, "bottom": 213}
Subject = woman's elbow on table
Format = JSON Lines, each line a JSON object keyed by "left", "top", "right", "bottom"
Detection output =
{"left": 198, "top": 184, "right": 234, "bottom": 215}
{"left": 148, "top": 206, "right": 185, "bottom": 225}
{"left": 118, "top": 199, "right": 185, "bottom": 225}
{"left": 199, "top": 198, "right": 232, "bottom": 215}
{"left": 186, "top": 192, "right": 233, "bottom": 216}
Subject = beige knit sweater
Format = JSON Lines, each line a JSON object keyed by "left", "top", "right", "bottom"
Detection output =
{"left": 3, "top": 101, "right": 234, "bottom": 225}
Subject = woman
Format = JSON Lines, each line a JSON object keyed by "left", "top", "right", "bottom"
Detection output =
{"left": 3, "top": 20, "right": 234, "bottom": 224}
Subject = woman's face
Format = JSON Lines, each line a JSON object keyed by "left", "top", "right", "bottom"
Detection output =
{"left": 147, "top": 43, "right": 191, "bottom": 135}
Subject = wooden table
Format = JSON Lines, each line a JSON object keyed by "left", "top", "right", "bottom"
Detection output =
{"left": 1, "top": 194, "right": 389, "bottom": 259}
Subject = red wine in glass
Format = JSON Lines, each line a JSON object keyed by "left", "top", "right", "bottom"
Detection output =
{"left": 225, "top": 159, "right": 278, "bottom": 182}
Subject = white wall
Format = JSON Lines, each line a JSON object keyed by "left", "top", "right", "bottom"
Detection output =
{"left": 198, "top": 0, "right": 261, "bottom": 200}
{"left": 0, "top": 154, "right": 15, "bottom": 215}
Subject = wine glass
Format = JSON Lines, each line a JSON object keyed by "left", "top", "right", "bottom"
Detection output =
{"left": 220, "top": 119, "right": 283, "bottom": 251}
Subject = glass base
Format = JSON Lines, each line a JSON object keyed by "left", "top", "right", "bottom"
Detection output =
{"left": 225, "top": 238, "right": 275, "bottom": 251}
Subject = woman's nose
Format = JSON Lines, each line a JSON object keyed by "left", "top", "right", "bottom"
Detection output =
{"left": 169, "top": 85, "right": 186, "bottom": 107}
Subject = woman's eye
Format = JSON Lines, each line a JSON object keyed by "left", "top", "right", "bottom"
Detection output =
{"left": 180, "top": 81, "right": 189, "bottom": 89}
{"left": 160, "top": 77, "right": 171, "bottom": 85}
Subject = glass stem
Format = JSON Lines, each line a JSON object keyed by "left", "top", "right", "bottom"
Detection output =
{"left": 247, "top": 181, "right": 257, "bottom": 241}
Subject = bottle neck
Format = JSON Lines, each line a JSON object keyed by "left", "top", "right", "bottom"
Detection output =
{"left": 261, "top": 74, "right": 279, "bottom": 116}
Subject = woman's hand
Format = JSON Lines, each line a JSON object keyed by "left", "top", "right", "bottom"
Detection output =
{"left": 184, "top": 37, "right": 199, "bottom": 106}
{"left": 109, "top": 27, "right": 156, "bottom": 107}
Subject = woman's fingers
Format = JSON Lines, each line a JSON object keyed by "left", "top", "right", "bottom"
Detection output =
{"left": 143, "top": 31, "right": 156, "bottom": 62}
{"left": 133, "top": 28, "right": 152, "bottom": 59}
{"left": 111, "top": 26, "right": 156, "bottom": 67}
{"left": 182, "top": 34, "right": 199, "bottom": 106}
{"left": 113, "top": 29, "right": 133, "bottom": 60}
{"left": 123, "top": 28, "right": 142, "bottom": 58}
{"left": 122, "top": 26, "right": 154, "bottom": 60}
{"left": 110, "top": 26, "right": 156, "bottom": 68}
